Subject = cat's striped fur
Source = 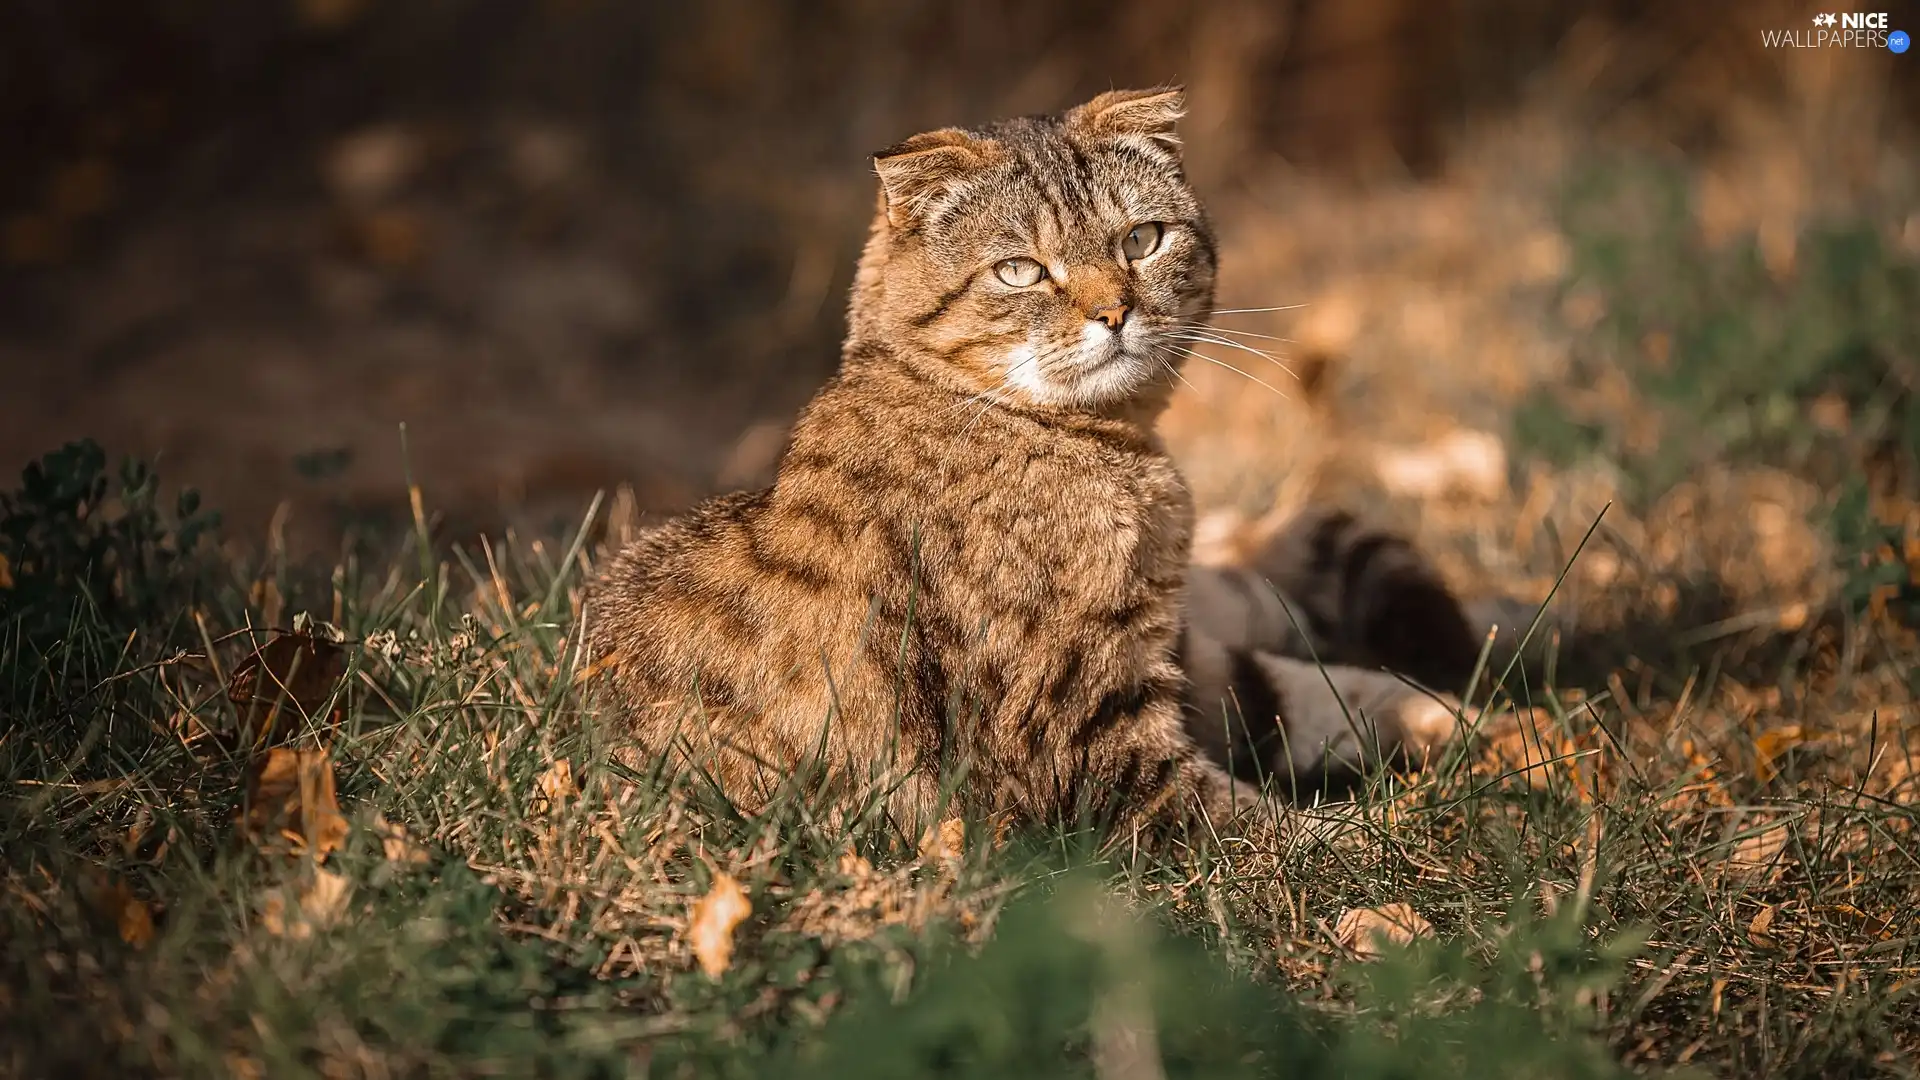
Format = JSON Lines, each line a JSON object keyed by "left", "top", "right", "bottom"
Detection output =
{"left": 585, "top": 88, "right": 1487, "bottom": 836}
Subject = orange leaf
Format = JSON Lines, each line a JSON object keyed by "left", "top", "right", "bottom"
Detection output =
{"left": 242, "top": 747, "right": 349, "bottom": 859}
{"left": 371, "top": 813, "right": 432, "bottom": 866}
{"left": 536, "top": 759, "right": 577, "bottom": 808}
{"left": 1753, "top": 725, "right": 1805, "bottom": 783}
{"left": 259, "top": 867, "right": 353, "bottom": 939}
{"left": 1334, "top": 903, "right": 1433, "bottom": 959}
{"left": 689, "top": 873, "right": 751, "bottom": 978}
{"left": 918, "top": 817, "right": 966, "bottom": 864}
{"left": 92, "top": 878, "right": 154, "bottom": 948}
{"left": 1724, "top": 823, "right": 1790, "bottom": 882}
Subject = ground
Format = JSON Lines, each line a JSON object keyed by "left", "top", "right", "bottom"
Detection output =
{"left": 4, "top": 5, "right": 1920, "bottom": 1076}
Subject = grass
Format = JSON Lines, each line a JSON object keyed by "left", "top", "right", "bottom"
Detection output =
{"left": 6, "top": 152, "right": 1920, "bottom": 1076}
{"left": 1516, "top": 153, "right": 1920, "bottom": 624}
{"left": 3, "top": 427, "right": 1917, "bottom": 1078}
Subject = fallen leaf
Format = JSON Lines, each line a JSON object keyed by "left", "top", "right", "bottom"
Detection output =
{"left": 371, "top": 813, "right": 431, "bottom": 865}
{"left": 1334, "top": 903, "right": 1433, "bottom": 959}
{"left": 1752, "top": 725, "right": 1805, "bottom": 783}
{"left": 243, "top": 747, "right": 349, "bottom": 859}
{"left": 1822, "top": 903, "right": 1898, "bottom": 941}
{"left": 1776, "top": 602, "right": 1810, "bottom": 632}
{"left": 919, "top": 817, "right": 966, "bottom": 863}
{"left": 303, "top": 868, "right": 352, "bottom": 922}
{"left": 260, "top": 867, "right": 353, "bottom": 939}
{"left": 1748, "top": 903, "right": 1779, "bottom": 949}
{"left": 344, "top": 209, "right": 427, "bottom": 268}
{"left": 297, "top": 0, "right": 370, "bottom": 32}
{"left": 1809, "top": 393, "right": 1850, "bottom": 434}
{"left": 226, "top": 629, "right": 347, "bottom": 749}
{"left": 1371, "top": 429, "right": 1508, "bottom": 501}
{"left": 1724, "top": 822, "right": 1790, "bottom": 882}
{"left": 92, "top": 878, "right": 155, "bottom": 948}
{"left": 0, "top": 551, "right": 12, "bottom": 589}
{"left": 536, "top": 759, "right": 577, "bottom": 807}
{"left": 1481, "top": 711, "right": 1585, "bottom": 792}
{"left": 689, "top": 873, "right": 751, "bottom": 978}
{"left": 324, "top": 125, "right": 421, "bottom": 204}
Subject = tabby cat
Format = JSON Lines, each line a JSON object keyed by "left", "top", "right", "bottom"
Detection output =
{"left": 585, "top": 88, "right": 1487, "bottom": 835}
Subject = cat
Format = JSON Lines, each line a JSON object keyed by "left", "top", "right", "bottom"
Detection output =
{"left": 585, "top": 87, "right": 1489, "bottom": 837}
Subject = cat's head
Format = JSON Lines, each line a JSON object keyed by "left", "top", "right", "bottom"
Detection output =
{"left": 852, "top": 87, "right": 1217, "bottom": 414}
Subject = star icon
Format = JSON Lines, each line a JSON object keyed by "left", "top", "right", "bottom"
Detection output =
{"left": 1813, "top": 12, "right": 1836, "bottom": 25}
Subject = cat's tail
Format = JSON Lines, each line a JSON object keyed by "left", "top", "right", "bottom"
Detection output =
{"left": 1191, "top": 505, "right": 1482, "bottom": 694}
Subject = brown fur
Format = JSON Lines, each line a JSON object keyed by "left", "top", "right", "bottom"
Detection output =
{"left": 586, "top": 88, "right": 1490, "bottom": 834}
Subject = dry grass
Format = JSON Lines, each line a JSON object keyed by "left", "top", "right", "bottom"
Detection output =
{"left": 6, "top": 3, "right": 1920, "bottom": 1075}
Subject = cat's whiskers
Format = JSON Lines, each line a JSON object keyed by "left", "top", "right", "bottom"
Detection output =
{"left": 963, "top": 351, "right": 1048, "bottom": 433}
{"left": 948, "top": 351, "right": 1043, "bottom": 426}
{"left": 1159, "top": 343, "right": 1292, "bottom": 400}
{"left": 1184, "top": 322, "right": 1295, "bottom": 344}
{"left": 962, "top": 387, "right": 1011, "bottom": 435}
{"left": 1146, "top": 344, "right": 1202, "bottom": 397}
{"left": 1168, "top": 330, "right": 1294, "bottom": 376}
{"left": 1202, "top": 304, "right": 1310, "bottom": 316}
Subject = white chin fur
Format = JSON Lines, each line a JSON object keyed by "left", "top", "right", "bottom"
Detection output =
{"left": 998, "top": 329, "right": 1154, "bottom": 409}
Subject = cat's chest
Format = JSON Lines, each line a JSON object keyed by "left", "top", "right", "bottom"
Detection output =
{"left": 929, "top": 440, "right": 1191, "bottom": 608}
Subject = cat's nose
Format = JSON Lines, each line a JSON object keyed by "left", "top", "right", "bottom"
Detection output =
{"left": 1090, "top": 303, "right": 1129, "bottom": 329}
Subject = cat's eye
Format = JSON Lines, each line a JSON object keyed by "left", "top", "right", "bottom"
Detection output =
{"left": 994, "top": 257, "right": 1046, "bottom": 287}
{"left": 1121, "top": 222, "right": 1165, "bottom": 261}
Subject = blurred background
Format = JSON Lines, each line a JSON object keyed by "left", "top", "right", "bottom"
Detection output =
{"left": 1, "top": 0, "right": 1915, "bottom": 631}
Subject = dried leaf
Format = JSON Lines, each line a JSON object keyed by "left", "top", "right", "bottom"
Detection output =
{"left": 1822, "top": 903, "right": 1897, "bottom": 941}
{"left": 1752, "top": 725, "right": 1805, "bottom": 783}
{"left": 243, "top": 747, "right": 349, "bottom": 859}
{"left": 303, "top": 867, "right": 353, "bottom": 923}
{"left": 0, "top": 551, "right": 13, "bottom": 589}
{"left": 1371, "top": 429, "right": 1508, "bottom": 501}
{"left": 296, "top": 0, "right": 367, "bottom": 30}
{"left": 1747, "top": 903, "right": 1779, "bottom": 949}
{"left": 1776, "top": 602, "right": 1810, "bottom": 632}
{"left": 371, "top": 813, "right": 432, "bottom": 866}
{"left": 1808, "top": 392, "right": 1850, "bottom": 434}
{"left": 1724, "top": 823, "right": 1790, "bottom": 882}
{"left": 536, "top": 759, "right": 577, "bottom": 807}
{"left": 1481, "top": 712, "right": 1585, "bottom": 793}
{"left": 260, "top": 867, "right": 353, "bottom": 939}
{"left": 345, "top": 209, "right": 427, "bottom": 267}
{"left": 92, "top": 878, "right": 155, "bottom": 948}
{"left": 919, "top": 817, "right": 966, "bottom": 863}
{"left": 226, "top": 629, "right": 347, "bottom": 748}
{"left": 1334, "top": 903, "right": 1433, "bottom": 959}
{"left": 689, "top": 873, "right": 751, "bottom": 978}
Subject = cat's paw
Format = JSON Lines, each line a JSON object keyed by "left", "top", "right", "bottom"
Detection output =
{"left": 1392, "top": 693, "right": 1472, "bottom": 759}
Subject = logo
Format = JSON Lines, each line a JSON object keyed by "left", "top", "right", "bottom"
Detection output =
{"left": 1763, "top": 11, "right": 1904, "bottom": 48}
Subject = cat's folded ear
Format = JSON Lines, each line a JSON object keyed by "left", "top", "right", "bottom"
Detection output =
{"left": 1067, "top": 86, "right": 1186, "bottom": 151}
{"left": 872, "top": 128, "right": 994, "bottom": 229}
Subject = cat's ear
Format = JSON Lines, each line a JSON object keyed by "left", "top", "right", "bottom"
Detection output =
{"left": 1067, "top": 86, "right": 1186, "bottom": 151}
{"left": 872, "top": 128, "right": 992, "bottom": 228}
